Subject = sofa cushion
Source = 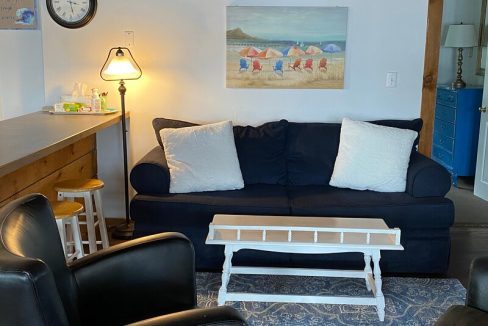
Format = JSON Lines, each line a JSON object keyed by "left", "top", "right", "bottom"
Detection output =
{"left": 287, "top": 185, "right": 454, "bottom": 229}
{"left": 329, "top": 118, "right": 418, "bottom": 192}
{"left": 286, "top": 119, "right": 423, "bottom": 186}
{"left": 160, "top": 121, "right": 244, "bottom": 193}
{"left": 131, "top": 184, "right": 290, "bottom": 229}
{"left": 233, "top": 120, "right": 288, "bottom": 185}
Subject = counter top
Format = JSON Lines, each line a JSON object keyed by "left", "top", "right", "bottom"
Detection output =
{"left": 0, "top": 111, "right": 127, "bottom": 177}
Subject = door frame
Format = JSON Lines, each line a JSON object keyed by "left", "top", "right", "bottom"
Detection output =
{"left": 419, "top": 0, "right": 444, "bottom": 157}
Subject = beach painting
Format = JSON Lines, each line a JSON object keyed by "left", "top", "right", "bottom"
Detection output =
{"left": 226, "top": 6, "right": 348, "bottom": 89}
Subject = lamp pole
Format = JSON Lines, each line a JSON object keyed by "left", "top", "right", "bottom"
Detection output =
{"left": 113, "top": 79, "right": 134, "bottom": 239}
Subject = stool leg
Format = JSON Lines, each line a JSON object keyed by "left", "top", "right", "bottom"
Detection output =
{"left": 93, "top": 189, "right": 109, "bottom": 249}
{"left": 56, "top": 219, "right": 67, "bottom": 259}
{"left": 70, "top": 215, "right": 84, "bottom": 258}
{"left": 83, "top": 193, "right": 97, "bottom": 254}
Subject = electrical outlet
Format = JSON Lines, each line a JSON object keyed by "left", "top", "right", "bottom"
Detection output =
{"left": 124, "top": 31, "right": 135, "bottom": 47}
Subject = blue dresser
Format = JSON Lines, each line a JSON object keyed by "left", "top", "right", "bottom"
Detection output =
{"left": 432, "top": 86, "right": 483, "bottom": 186}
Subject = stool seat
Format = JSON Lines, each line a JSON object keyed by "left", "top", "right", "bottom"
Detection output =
{"left": 55, "top": 178, "right": 109, "bottom": 254}
{"left": 54, "top": 179, "right": 104, "bottom": 192}
{"left": 50, "top": 200, "right": 84, "bottom": 261}
{"left": 51, "top": 201, "right": 84, "bottom": 219}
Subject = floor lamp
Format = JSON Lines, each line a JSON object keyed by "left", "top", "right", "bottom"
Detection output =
{"left": 100, "top": 47, "right": 142, "bottom": 239}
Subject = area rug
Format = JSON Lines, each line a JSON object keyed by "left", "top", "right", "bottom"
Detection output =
{"left": 196, "top": 272, "right": 465, "bottom": 326}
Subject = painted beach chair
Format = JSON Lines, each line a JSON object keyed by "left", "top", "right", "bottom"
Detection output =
{"left": 273, "top": 60, "right": 284, "bottom": 75}
{"left": 239, "top": 58, "right": 249, "bottom": 72}
{"left": 319, "top": 57, "right": 328, "bottom": 72}
{"left": 304, "top": 58, "right": 313, "bottom": 71}
{"left": 289, "top": 58, "right": 302, "bottom": 71}
{"left": 252, "top": 60, "right": 263, "bottom": 72}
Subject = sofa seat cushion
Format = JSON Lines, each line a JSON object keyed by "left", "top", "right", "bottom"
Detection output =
{"left": 131, "top": 184, "right": 290, "bottom": 227}
{"left": 287, "top": 185, "right": 454, "bottom": 229}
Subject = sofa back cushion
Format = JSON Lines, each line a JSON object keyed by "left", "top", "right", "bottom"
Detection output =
{"left": 153, "top": 118, "right": 289, "bottom": 186}
{"left": 234, "top": 120, "right": 289, "bottom": 185}
{"left": 286, "top": 119, "right": 423, "bottom": 186}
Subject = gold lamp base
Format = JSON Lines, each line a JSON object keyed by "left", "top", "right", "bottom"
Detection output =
{"left": 451, "top": 78, "right": 466, "bottom": 89}
{"left": 452, "top": 47, "right": 467, "bottom": 89}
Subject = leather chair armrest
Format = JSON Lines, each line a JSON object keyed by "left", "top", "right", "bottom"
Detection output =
{"left": 435, "top": 305, "right": 488, "bottom": 325}
{"left": 467, "top": 256, "right": 488, "bottom": 312}
{"left": 70, "top": 232, "right": 196, "bottom": 326}
{"left": 128, "top": 306, "right": 247, "bottom": 326}
{"left": 130, "top": 146, "right": 170, "bottom": 195}
{"left": 406, "top": 151, "right": 451, "bottom": 197}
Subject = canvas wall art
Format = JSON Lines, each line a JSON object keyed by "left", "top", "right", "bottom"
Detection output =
{"left": 0, "top": 0, "right": 36, "bottom": 29}
{"left": 226, "top": 6, "right": 348, "bottom": 89}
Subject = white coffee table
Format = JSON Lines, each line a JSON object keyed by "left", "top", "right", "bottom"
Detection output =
{"left": 205, "top": 214, "right": 404, "bottom": 321}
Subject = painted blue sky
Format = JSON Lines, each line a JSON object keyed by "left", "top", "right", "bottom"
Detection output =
{"left": 227, "top": 6, "right": 348, "bottom": 42}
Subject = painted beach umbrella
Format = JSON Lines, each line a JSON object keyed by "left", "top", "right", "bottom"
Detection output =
{"left": 257, "top": 47, "right": 283, "bottom": 69}
{"left": 322, "top": 43, "right": 342, "bottom": 53}
{"left": 282, "top": 45, "right": 305, "bottom": 57}
{"left": 257, "top": 47, "right": 283, "bottom": 59}
{"left": 239, "top": 46, "right": 261, "bottom": 63}
{"left": 305, "top": 45, "right": 323, "bottom": 55}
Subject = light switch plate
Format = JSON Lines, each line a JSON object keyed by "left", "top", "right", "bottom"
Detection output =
{"left": 386, "top": 72, "right": 398, "bottom": 88}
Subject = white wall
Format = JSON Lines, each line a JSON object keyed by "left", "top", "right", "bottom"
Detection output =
{"left": 39, "top": 0, "right": 429, "bottom": 217}
{"left": 0, "top": 30, "right": 45, "bottom": 120}
{"left": 438, "top": 0, "right": 484, "bottom": 86}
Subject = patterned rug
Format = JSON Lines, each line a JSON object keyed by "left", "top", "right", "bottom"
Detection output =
{"left": 196, "top": 272, "right": 465, "bottom": 326}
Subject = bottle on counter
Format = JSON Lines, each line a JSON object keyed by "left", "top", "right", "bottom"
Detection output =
{"left": 91, "top": 88, "right": 102, "bottom": 112}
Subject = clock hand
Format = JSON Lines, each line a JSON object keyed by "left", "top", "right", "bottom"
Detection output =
{"left": 67, "top": 0, "right": 74, "bottom": 14}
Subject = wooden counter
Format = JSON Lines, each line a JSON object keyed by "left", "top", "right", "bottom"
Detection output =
{"left": 0, "top": 111, "right": 127, "bottom": 207}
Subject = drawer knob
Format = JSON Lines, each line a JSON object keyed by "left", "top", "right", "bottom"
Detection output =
{"left": 480, "top": 107, "right": 487, "bottom": 113}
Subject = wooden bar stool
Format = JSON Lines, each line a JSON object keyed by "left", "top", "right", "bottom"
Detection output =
{"left": 51, "top": 201, "right": 84, "bottom": 262}
{"left": 54, "top": 178, "right": 109, "bottom": 254}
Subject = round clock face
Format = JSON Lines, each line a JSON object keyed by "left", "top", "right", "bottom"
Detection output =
{"left": 46, "top": 0, "right": 97, "bottom": 29}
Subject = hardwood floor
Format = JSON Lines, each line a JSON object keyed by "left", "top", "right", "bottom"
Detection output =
{"left": 448, "top": 226, "right": 488, "bottom": 287}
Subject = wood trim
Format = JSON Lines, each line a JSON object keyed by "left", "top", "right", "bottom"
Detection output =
{"left": 419, "top": 0, "right": 444, "bottom": 156}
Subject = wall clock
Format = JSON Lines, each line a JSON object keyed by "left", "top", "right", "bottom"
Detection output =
{"left": 46, "top": 0, "right": 97, "bottom": 29}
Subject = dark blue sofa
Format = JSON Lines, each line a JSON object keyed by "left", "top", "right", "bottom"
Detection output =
{"left": 130, "top": 118, "right": 454, "bottom": 274}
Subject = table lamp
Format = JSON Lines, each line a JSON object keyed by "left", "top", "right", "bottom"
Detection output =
{"left": 444, "top": 23, "right": 477, "bottom": 89}
{"left": 100, "top": 47, "right": 142, "bottom": 239}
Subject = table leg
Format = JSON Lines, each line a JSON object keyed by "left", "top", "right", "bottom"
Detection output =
{"left": 218, "top": 246, "right": 233, "bottom": 305}
{"left": 364, "top": 254, "right": 372, "bottom": 291}
{"left": 372, "top": 251, "right": 385, "bottom": 321}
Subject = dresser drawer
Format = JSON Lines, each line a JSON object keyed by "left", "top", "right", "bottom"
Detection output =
{"left": 436, "top": 88, "right": 457, "bottom": 107}
{"left": 435, "top": 105, "right": 456, "bottom": 123}
{"left": 433, "top": 132, "right": 454, "bottom": 153}
{"left": 432, "top": 145, "right": 453, "bottom": 169}
{"left": 434, "top": 118, "right": 455, "bottom": 138}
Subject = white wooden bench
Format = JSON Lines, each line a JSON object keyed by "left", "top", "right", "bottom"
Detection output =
{"left": 205, "top": 214, "right": 404, "bottom": 321}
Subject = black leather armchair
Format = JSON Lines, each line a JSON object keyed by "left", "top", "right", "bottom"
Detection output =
{"left": 436, "top": 256, "right": 488, "bottom": 325}
{"left": 0, "top": 194, "right": 246, "bottom": 326}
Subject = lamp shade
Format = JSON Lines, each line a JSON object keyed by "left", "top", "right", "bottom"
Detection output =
{"left": 100, "top": 47, "right": 142, "bottom": 81}
{"left": 444, "top": 24, "right": 477, "bottom": 48}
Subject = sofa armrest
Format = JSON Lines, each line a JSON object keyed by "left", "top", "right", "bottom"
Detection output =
{"left": 467, "top": 256, "right": 488, "bottom": 312}
{"left": 131, "top": 146, "right": 170, "bottom": 194}
{"left": 70, "top": 232, "right": 196, "bottom": 326}
{"left": 406, "top": 151, "right": 451, "bottom": 197}
{"left": 128, "top": 306, "right": 247, "bottom": 326}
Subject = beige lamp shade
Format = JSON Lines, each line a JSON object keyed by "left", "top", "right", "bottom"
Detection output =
{"left": 444, "top": 24, "right": 477, "bottom": 48}
{"left": 100, "top": 47, "right": 142, "bottom": 81}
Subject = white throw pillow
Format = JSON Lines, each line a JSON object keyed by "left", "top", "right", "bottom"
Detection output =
{"left": 329, "top": 118, "right": 418, "bottom": 192}
{"left": 160, "top": 121, "right": 244, "bottom": 193}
